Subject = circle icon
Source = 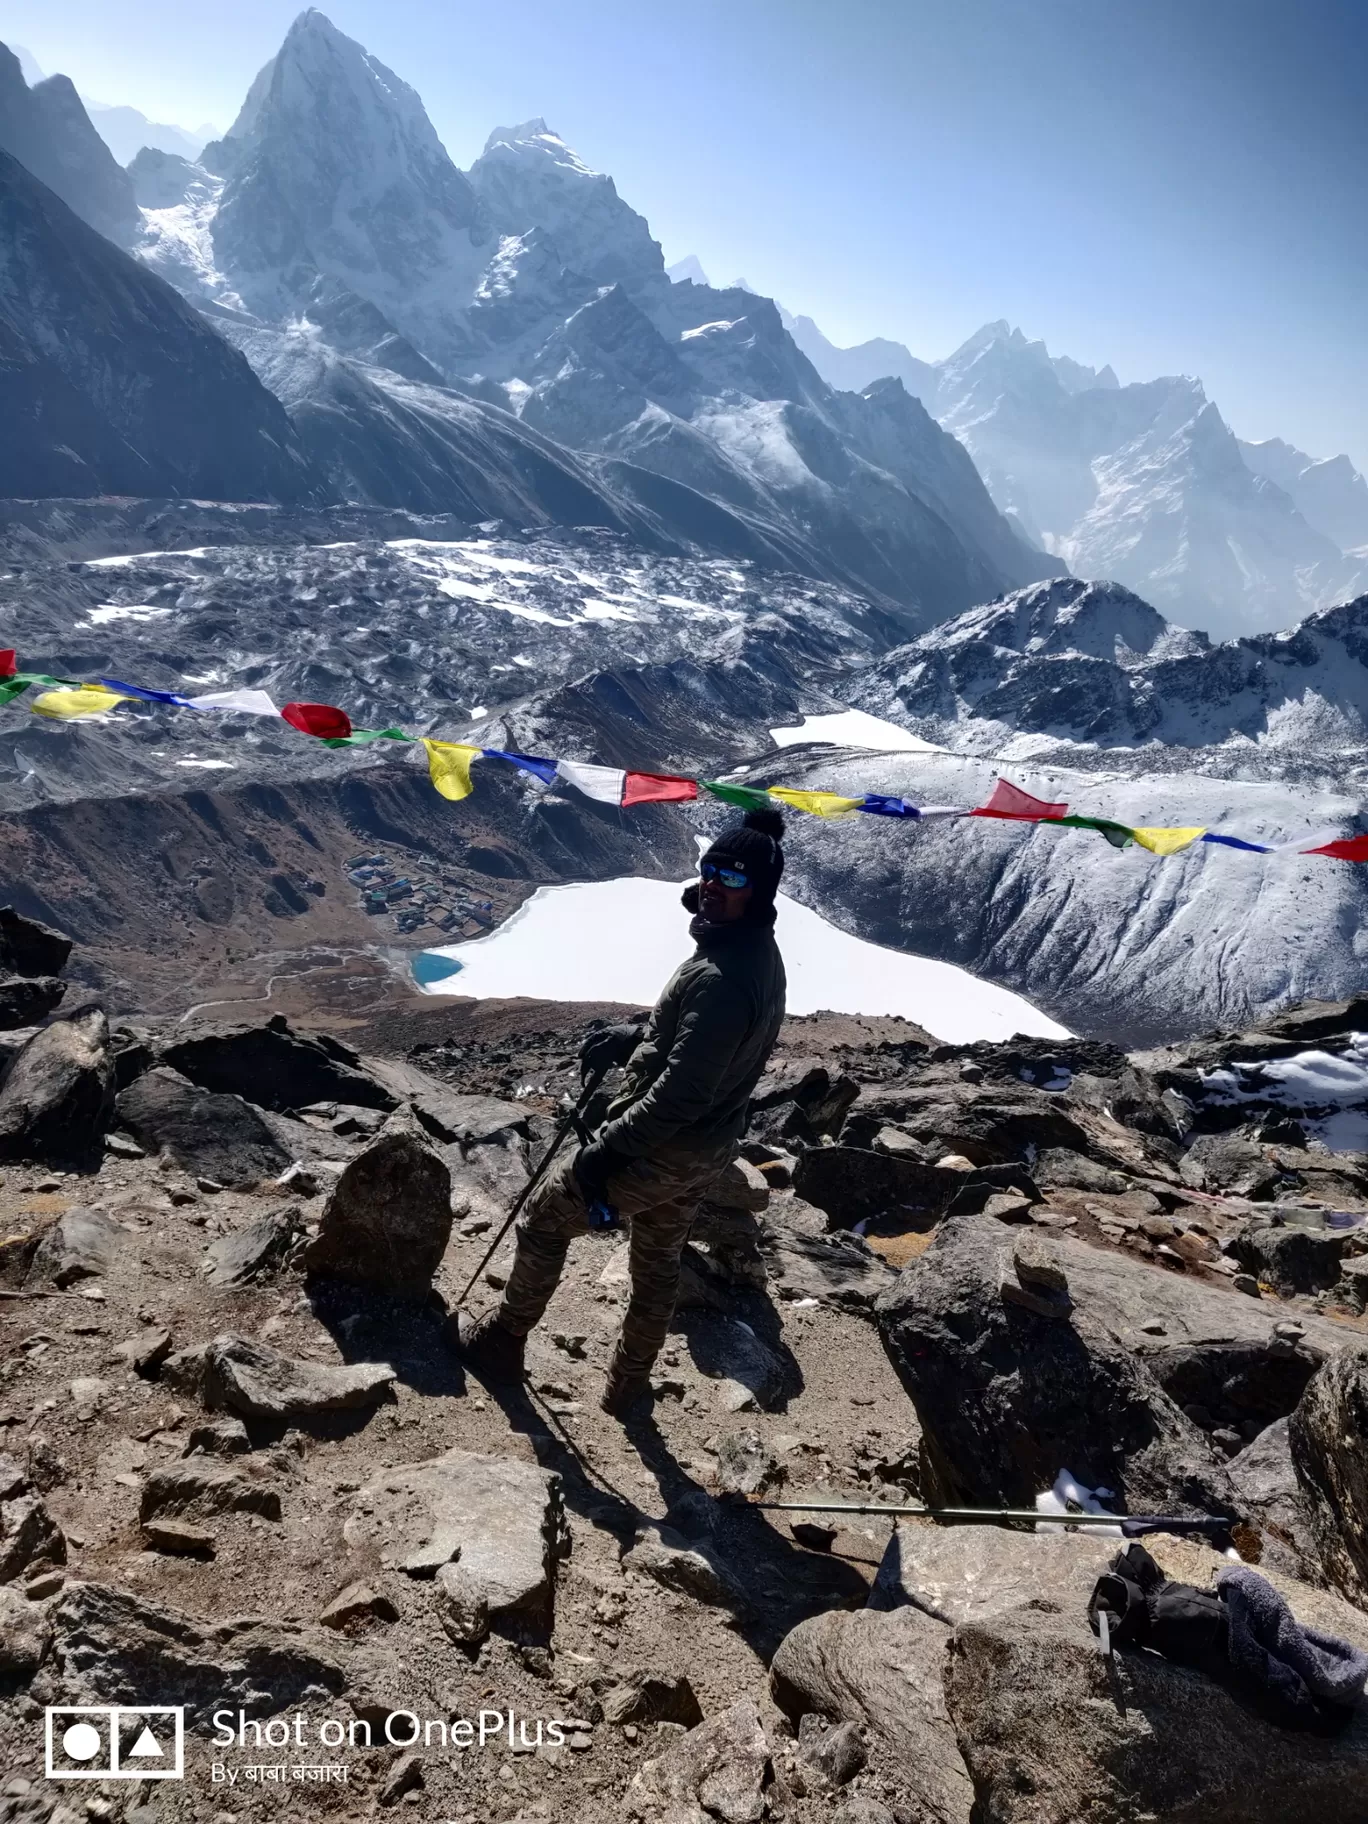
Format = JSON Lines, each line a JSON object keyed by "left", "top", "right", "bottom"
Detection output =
{"left": 62, "top": 1722, "right": 103, "bottom": 1762}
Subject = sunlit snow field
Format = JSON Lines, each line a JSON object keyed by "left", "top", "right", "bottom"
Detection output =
{"left": 413, "top": 876, "right": 1068, "bottom": 1043}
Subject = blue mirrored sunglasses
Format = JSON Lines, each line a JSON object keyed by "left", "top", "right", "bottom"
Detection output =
{"left": 701, "top": 861, "right": 750, "bottom": 889}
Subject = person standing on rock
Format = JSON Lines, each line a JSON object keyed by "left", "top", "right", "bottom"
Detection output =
{"left": 460, "top": 809, "right": 788, "bottom": 1418}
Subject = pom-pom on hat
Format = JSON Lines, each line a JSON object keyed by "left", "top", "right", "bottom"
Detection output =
{"left": 701, "top": 807, "right": 786, "bottom": 909}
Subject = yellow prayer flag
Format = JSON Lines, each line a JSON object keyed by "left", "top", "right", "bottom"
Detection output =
{"left": 31, "top": 686, "right": 131, "bottom": 720}
{"left": 768, "top": 787, "right": 864, "bottom": 818}
{"left": 1131, "top": 826, "right": 1207, "bottom": 856}
{"left": 422, "top": 738, "right": 480, "bottom": 801}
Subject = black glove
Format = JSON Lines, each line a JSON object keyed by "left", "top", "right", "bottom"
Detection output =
{"left": 573, "top": 1135, "right": 624, "bottom": 1205}
{"left": 579, "top": 1023, "right": 641, "bottom": 1084}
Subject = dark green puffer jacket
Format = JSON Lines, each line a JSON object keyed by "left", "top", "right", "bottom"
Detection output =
{"left": 599, "top": 916, "right": 786, "bottom": 1162}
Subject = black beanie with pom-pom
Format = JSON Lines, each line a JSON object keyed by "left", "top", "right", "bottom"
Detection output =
{"left": 700, "top": 807, "right": 786, "bottom": 912}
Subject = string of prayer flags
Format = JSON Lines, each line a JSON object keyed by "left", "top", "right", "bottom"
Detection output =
{"left": 4, "top": 640, "right": 1368, "bottom": 867}
{"left": 281, "top": 701, "right": 352, "bottom": 740}
{"left": 31, "top": 684, "right": 131, "bottom": 719}
{"left": 422, "top": 739, "right": 480, "bottom": 801}
{"left": 971, "top": 778, "right": 1070, "bottom": 821}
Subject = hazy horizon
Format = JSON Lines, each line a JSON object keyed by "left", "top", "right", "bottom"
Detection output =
{"left": 8, "top": 0, "right": 1365, "bottom": 472}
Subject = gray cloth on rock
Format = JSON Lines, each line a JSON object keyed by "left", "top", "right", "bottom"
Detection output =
{"left": 1217, "top": 1566, "right": 1368, "bottom": 1715}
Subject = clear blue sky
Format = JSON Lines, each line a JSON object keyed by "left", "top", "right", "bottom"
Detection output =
{"left": 10, "top": 0, "right": 1367, "bottom": 469}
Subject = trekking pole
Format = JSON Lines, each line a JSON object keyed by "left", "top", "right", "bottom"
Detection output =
{"left": 751, "top": 1500, "right": 1245, "bottom": 1542}
{"left": 453, "top": 1067, "right": 606, "bottom": 1308}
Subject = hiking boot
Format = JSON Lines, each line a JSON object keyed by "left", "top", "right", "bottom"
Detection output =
{"left": 455, "top": 1309, "right": 526, "bottom": 1382}
{"left": 601, "top": 1352, "right": 652, "bottom": 1420}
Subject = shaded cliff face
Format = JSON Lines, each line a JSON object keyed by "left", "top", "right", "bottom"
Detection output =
{"left": 0, "top": 40, "right": 139, "bottom": 245}
{"left": 0, "top": 149, "right": 319, "bottom": 503}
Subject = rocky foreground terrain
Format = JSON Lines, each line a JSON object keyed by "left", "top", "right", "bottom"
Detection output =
{"left": 3, "top": 914, "right": 1368, "bottom": 1819}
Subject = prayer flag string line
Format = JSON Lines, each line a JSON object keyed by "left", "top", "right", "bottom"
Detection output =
{"left": 1, "top": 651, "right": 1363, "bottom": 864}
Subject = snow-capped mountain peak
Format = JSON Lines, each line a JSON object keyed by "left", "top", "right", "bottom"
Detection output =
{"left": 204, "top": 9, "right": 490, "bottom": 368}
{"left": 482, "top": 119, "right": 599, "bottom": 177}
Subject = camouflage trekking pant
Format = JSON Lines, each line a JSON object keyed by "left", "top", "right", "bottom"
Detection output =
{"left": 495, "top": 1140, "right": 733, "bottom": 1375}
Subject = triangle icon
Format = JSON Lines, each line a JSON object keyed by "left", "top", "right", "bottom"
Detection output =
{"left": 128, "top": 1726, "right": 164, "bottom": 1759}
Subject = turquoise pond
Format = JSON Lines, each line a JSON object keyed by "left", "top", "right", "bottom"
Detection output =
{"left": 410, "top": 951, "right": 465, "bottom": 987}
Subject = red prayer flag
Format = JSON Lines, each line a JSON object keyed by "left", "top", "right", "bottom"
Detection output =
{"left": 970, "top": 777, "right": 1069, "bottom": 821}
{"left": 281, "top": 701, "right": 352, "bottom": 740}
{"left": 0, "top": 651, "right": 15, "bottom": 679}
{"left": 622, "top": 771, "right": 699, "bottom": 806}
{"left": 1304, "top": 834, "right": 1368, "bottom": 862}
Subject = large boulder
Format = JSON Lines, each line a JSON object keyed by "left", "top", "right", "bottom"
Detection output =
{"left": 158, "top": 1014, "right": 398, "bottom": 1112}
{"left": 1289, "top": 1350, "right": 1368, "bottom": 1606}
{"left": 201, "top": 1333, "right": 396, "bottom": 1418}
{"left": 1228, "top": 1217, "right": 1349, "bottom": 1295}
{"left": 344, "top": 1449, "right": 564, "bottom": 1645}
{"left": 1007, "top": 1226, "right": 1344, "bottom": 1437}
{"left": 0, "top": 907, "right": 72, "bottom": 977}
{"left": 793, "top": 1146, "right": 963, "bottom": 1229}
{"left": 772, "top": 1606, "right": 972, "bottom": 1824}
{"left": 115, "top": 1066, "right": 291, "bottom": 1185}
{"left": 304, "top": 1133, "right": 453, "bottom": 1297}
{"left": 0, "top": 1010, "right": 113, "bottom": 1163}
{"left": 50, "top": 1580, "right": 346, "bottom": 1721}
{"left": 875, "top": 1215, "right": 1236, "bottom": 1513}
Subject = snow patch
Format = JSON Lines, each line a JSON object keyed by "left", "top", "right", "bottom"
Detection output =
{"left": 86, "top": 605, "right": 173, "bottom": 625}
{"left": 770, "top": 709, "right": 945, "bottom": 754}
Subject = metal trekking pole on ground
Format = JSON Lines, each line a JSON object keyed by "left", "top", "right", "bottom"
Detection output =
{"left": 453, "top": 1067, "right": 607, "bottom": 1309}
{"left": 751, "top": 1499, "right": 1253, "bottom": 1548}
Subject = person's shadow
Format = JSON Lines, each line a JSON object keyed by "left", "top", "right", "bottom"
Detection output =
{"left": 473, "top": 1325, "right": 866, "bottom": 1662}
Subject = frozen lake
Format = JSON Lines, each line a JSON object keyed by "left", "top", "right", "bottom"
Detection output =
{"left": 412, "top": 875, "right": 1068, "bottom": 1044}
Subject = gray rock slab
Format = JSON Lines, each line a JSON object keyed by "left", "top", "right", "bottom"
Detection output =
{"left": 203, "top": 1333, "right": 395, "bottom": 1418}
{"left": 344, "top": 1449, "right": 563, "bottom": 1644}
{"left": 201, "top": 1205, "right": 302, "bottom": 1288}
{"left": 24, "top": 1206, "right": 121, "bottom": 1288}
{"left": 116, "top": 1066, "right": 290, "bottom": 1186}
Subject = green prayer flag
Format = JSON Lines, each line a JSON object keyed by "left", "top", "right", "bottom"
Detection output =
{"left": 1053, "top": 815, "right": 1135, "bottom": 850}
{"left": 702, "top": 781, "right": 775, "bottom": 811}
{"left": 321, "top": 727, "right": 416, "bottom": 748}
{"left": 0, "top": 673, "right": 64, "bottom": 706}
